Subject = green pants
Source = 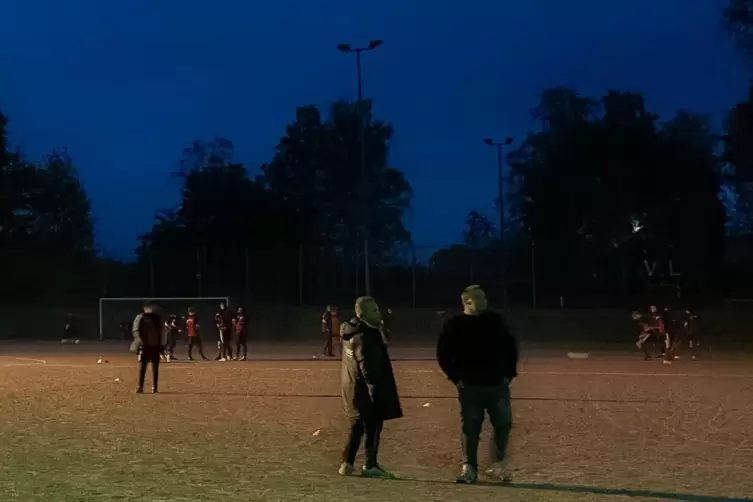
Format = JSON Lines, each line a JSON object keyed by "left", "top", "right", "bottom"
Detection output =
{"left": 458, "top": 380, "right": 512, "bottom": 470}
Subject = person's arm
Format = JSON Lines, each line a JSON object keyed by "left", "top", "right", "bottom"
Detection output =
{"left": 436, "top": 320, "right": 460, "bottom": 384}
{"left": 353, "top": 332, "right": 383, "bottom": 400}
{"left": 130, "top": 314, "right": 143, "bottom": 352}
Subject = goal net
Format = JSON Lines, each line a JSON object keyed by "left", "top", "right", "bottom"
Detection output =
{"left": 98, "top": 297, "right": 230, "bottom": 341}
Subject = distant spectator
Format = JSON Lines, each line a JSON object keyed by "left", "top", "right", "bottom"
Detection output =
{"left": 63, "top": 313, "right": 78, "bottom": 341}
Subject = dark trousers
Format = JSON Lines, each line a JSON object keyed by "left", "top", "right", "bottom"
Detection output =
{"left": 688, "top": 333, "right": 701, "bottom": 357}
{"left": 236, "top": 334, "right": 247, "bottom": 358}
{"left": 138, "top": 347, "right": 161, "bottom": 390}
{"left": 323, "top": 331, "right": 334, "bottom": 356}
{"left": 458, "top": 381, "right": 512, "bottom": 470}
{"left": 342, "top": 416, "right": 384, "bottom": 468}
{"left": 188, "top": 336, "right": 205, "bottom": 359}
{"left": 664, "top": 330, "right": 678, "bottom": 361}
{"left": 166, "top": 334, "right": 177, "bottom": 357}
{"left": 217, "top": 330, "right": 233, "bottom": 359}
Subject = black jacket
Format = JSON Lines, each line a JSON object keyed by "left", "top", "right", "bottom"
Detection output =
{"left": 131, "top": 312, "right": 165, "bottom": 352}
{"left": 341, "top": 318, "right": 403, "bottom": 422}
{"left": 436, "top": 310, "right": 518, "bottom": 386}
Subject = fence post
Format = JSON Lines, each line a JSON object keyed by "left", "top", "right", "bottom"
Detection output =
{"left": 298, "top": 244, "right": 304, "bottom": 306}
{"left": 531, "top": 238, "right": 537, "bottom": 309}
{"left": 411, "top": 241, "right": 417, "bottom": 308}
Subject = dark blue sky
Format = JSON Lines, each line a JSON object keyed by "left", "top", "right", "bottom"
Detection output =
{"left": 1, "top": 0, "right": 749, "bottom": 260}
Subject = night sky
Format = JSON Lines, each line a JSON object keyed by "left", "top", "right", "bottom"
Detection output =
{"left": 1, "top": 0, "right": 749, "bottom": 260}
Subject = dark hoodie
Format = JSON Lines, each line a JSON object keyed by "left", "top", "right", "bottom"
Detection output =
{"left": 340, "top": 317, "right": 403, "bottom": 421}
{"left": 436, "top": 310, "right": 518, "bottom": 386}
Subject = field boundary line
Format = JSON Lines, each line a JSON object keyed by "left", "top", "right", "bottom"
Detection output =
{"left": 0, "top": 363, "right": 752, "bottom": 379}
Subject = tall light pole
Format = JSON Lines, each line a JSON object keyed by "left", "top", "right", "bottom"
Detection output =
{"left": 483, "top": 137, "right": 514, "bottom": 240}
{"left": 338, "top": 39, "right": 383, "bottom": 297}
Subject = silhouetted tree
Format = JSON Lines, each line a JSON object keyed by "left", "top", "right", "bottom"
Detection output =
{"left": 1, "top": 112, "right": 96, "bottom": 302}
{"left": 508, "top": 88, "right": 725, "bottom": 300}
{"left": 723, "top": 0, "right": 753, "bottom": 61}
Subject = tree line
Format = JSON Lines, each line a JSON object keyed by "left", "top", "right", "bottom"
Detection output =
{"left": 4, "top": 3, "right": 753, "bottom": 307}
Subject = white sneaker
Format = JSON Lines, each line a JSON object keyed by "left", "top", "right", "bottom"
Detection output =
{"left": 338, "top": 462, "right": 354, "bottom": 476}
{"left": 485, "top": 461, "right": 513, "bottom": 483}
{"left": 219, "top": 358, "right": 227, "bottom": 362}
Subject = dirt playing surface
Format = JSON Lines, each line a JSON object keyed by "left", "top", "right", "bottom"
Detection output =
{"left": 0, "top": 342, "right": 751, "bottom": 502}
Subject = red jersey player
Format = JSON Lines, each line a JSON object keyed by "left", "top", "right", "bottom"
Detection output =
{"left": 186, "top": 308, "right": 208, "bottom": 361}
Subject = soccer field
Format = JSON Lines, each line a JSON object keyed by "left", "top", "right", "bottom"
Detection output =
{"left": 0, "top": 343, "right": 751, "bottom": 502}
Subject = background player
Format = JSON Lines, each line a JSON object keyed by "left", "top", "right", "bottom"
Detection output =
{"left": 186, "top": 307, "right": 208, "bottom": 361}
{"left": 321, "top": 305, "right": 340, "bottom": 357}
{"left": 685, "top": 308, "right": 702, "bottom": 359}
{"left": 234, "top": 305, "right": 248, "bottom": 361}
{"left": 634, "top": 306, "right": 662, "bottom": 360}
{"left": 163, "top": 312, "right": 181, "bottom": 362}
{"left": 214, "top": 300, "right": 235, "bottom": 361}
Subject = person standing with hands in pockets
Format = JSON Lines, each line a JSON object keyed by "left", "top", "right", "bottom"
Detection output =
{"left": 436, "top": 285, "right": 519, "bottom": 484}
{"left": 338, "top": 296, "right": 403, "bottom": 479}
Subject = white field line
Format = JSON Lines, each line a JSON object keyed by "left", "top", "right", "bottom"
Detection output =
{"left": 0, "top": 363, "right": 752, "bottom": 379}
{"left": 12, "top": 357, "right": 47, "bottom": 364}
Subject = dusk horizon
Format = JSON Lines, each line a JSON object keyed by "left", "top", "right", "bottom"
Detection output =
{"left": 2, "top": 0, "right": 750, "bottom": 261}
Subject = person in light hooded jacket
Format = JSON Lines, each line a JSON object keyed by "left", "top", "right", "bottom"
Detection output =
{"left": 338, "top": 296, "right": 403, "bottom": 479}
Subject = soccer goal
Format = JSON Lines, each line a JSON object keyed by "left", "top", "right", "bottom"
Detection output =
{"left": 98, "top": 297, "right": 230, "bottom": 341}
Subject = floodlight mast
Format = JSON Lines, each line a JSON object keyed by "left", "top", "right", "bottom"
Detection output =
{"left": 336, "top": 39, "right": 384, "bottom": 296}
{"left": 483, "top": 136, "right": 515, "bottom": 238}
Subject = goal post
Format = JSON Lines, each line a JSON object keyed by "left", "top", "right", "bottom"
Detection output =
{"left": 98, "top": 296, "right": 230, "bottom": 341}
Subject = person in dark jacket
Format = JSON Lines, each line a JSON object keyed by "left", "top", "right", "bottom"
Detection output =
{"left": 214, "top": 301, "right": 235, "bottom": 361}
{"left": 131, "top": 302, "right": 166, "bottom": 394}
{"left": 684, "top": 308, "right": 702, "bottom": 359}
{"left": 233, "top": 305, "right": 248, "bottom": 361}
{"left": 437, "top": 285, "right": 518, "bottom": 484}
{"left": 339, "top": 296, "right": 403, "bottom": 479}
{"left": 163, "top": 313, "right": 181, "bottom": 362}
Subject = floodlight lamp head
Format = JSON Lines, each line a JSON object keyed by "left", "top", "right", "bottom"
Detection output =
{"left": 337, "top": 43, "right": 352, "bottom": 53}
{"left": 483, "top": 137, "right": 494, "bottom": 146}
{"left": 368, "top": 40, "right": 384, "bottom": 50}
{"left": 504, "top": 137, "right": 514, "bottom": 145}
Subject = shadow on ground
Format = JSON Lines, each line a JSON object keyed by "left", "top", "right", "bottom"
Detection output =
{"left": 397, "top": 478, "right": 751, "bottom": 502}
{"left": 154, "top": 391, "right": 660, "bottom": 404}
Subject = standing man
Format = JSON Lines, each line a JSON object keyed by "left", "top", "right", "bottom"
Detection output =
{"left": 131, "top": 302, "right": 166, "bottom": 394}
{"left": 339, "top": 296, "right": 403, "bottom": 479}
{"left": 215, "top": 300, "right": 235, "bottom": 361}
{"left": 437, "top": 285, "right": 518, "bottom": 484}
{"left": 685, "top": 308, "right": 702, "bottom": 360}
{"left": 186, "top": 307, "right": 208, "bottom": 361}
{"left": 234, "top": 305, "right": 248, "bottom": 361}
{"left": 321, "top": 305, "right": 338, "bottom": 357}
{"left": 163, "top": 313, "right": 181, "bottom": 362}
{"left": 62, "top": 313, "right": 78, "bottom": 342}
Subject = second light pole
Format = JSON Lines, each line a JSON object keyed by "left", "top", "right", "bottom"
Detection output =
{"left": 338, "top": 39, "right": 383, "bottom": 297}
{"left": 483, "top": 136, "right": 514, "bottom": 239}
